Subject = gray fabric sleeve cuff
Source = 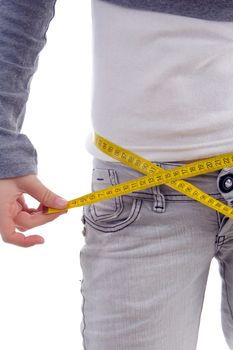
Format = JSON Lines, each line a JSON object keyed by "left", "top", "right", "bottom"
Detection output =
{"left": 0, "top": 130, "right": 38, "bottom": 179}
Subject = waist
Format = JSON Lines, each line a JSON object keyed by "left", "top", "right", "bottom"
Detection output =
{"left": 92, "top": 157, "right": 223, "bottom": 199}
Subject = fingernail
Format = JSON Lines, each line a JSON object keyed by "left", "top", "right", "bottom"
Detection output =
{"left": 54, "top": 197, "right": 68, "bottom": 208}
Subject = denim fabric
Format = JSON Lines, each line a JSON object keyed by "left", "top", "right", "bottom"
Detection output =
{"left": 0, "top": 0, "right": 57, "bottom": 178}
{"left": 79, "top": 157, "right": 233, "bottom": 350}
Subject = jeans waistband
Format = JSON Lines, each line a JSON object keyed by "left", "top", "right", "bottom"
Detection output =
{"left": 92, "top": 157, "right": 223, "bottom": 200}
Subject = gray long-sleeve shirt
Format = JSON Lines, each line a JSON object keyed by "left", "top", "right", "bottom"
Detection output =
{"left": 1, "top": 0, "right": 233, "bottom": 179}
{"left": 100, "top": 1, "right": 233, "bottom": 21}
{"left": 0, "top": 0, "right": 57, "bottom": 178}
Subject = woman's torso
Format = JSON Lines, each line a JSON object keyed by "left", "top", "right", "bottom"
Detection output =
{"left": 86, "top": 0, "right": 233, "bottom": 163}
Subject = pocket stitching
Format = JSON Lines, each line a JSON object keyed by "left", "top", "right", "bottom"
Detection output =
{"left": 90, "top": 168, "right": 124, "bottom": 222}
{"left": 84, "top": 198, "right": 142, "bottom": 232}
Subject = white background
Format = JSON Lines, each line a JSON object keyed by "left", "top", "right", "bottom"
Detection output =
{"left": 0, "top": 0, "right": 229, "bottom": 349}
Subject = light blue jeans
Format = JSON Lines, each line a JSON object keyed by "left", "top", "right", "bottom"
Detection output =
{"left": 79, "top": 157, "right": 233, "bottom": 350}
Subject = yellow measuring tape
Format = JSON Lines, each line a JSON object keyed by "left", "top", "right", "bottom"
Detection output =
{"left": 45, "top": 133, "right": 233, "bottom": 219}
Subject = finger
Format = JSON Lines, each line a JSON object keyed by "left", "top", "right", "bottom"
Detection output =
{"left": 17, "top": 196, "right": 43, "bottom": 214}
{"left": 18, "top": 176, "right": 68, "bottom": 210}
{"left": 14, "top": 209, "right": 67, "bottom": 231}
{"left": 0, "top": 215, "right": 44, "bottom": 247}
{"left": 15, "top": 225, "right": 27, "bottom": 232}
{"left": 17, "top": 195, "right": 29, "bottom": 211}
{"left": 4, "top": 232, "right": 45, "bottom": 247}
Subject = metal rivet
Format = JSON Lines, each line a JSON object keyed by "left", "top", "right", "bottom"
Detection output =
{"left": 224, "top": 178, "right": 233, "bottom": 188}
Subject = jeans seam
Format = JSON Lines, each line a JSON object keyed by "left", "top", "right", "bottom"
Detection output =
{"left": 216, "top": 210, "right": 221, "bottom": 230}
{"left": 219, "top": 258, "right": 233, "bottom": 323}
{"left": 215, "top": 209, "right": 230, "bottom": 250}
{"left": 215, "top": 211, "right": 222, "bottom": 251}
{"left": 79, "top": 251, "right": 87, "bottom": 350}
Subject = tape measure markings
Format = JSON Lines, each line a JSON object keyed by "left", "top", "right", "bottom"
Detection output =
{"left": 94, "top": 134, "right": 233, "bottom": 218}
{"left": 46, "top": 133, "right": 233, "bottom": 219}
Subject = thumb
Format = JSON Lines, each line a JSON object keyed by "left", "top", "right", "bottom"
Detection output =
{"left": 17, "top": 175, "right": 68, "bottom": 209}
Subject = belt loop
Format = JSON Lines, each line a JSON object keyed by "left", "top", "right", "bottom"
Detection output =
{"left": 150, "top": 161, "right": 166, "bottom": 213}
{"left": 152, "top": 185, "right": 166, "bottom": 213}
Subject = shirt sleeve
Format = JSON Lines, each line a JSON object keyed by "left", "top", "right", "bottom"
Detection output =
{"left": 0, "top": 0, "right": 57, "bottom": 179}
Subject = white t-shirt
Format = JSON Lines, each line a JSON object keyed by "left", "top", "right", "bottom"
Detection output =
{"left": 86, "top": 0, "right": 233, "bottom": 162}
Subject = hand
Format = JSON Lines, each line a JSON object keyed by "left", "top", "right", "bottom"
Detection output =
{"left": 0, "top": 174, "right": 68, "bottom": 248}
